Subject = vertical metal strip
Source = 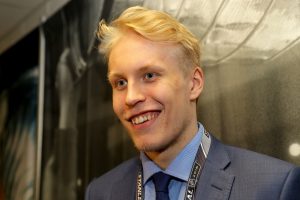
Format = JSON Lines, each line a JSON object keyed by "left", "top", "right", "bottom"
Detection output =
{"left": 35, "top": 24, "right": 46, "bottom": 200}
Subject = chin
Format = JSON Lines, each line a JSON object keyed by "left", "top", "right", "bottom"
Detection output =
{"left": 134, "top": 140, "right": 170, "bottom": 153}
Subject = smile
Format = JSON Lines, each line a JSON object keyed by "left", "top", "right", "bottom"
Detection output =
{"left": 131, "top": 112, "right": 159, "bottom": 125}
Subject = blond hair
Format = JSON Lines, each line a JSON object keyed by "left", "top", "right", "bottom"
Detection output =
{"left": 97, "top": 6, "right": 200, "bottom": 67}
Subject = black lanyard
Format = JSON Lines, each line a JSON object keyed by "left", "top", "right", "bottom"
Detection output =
{"left": 136, "top": 130, "right": 210, "bottom": 200}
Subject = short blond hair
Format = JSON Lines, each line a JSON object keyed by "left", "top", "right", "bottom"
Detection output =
{"left": 97, "top": 6, "right": 200, "bottom": 67}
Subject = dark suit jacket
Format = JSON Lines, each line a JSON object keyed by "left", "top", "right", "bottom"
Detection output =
{"left": 85, "top": 136, "right": 300, "bottom": 200}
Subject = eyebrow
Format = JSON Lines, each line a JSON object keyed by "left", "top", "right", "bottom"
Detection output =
{"left": 107, "top": 71, "right": 122, "bottom": 84}
{"left": 107, "top": 65, "right": 164, "bottom": 81}
{"left": 136, "top": 65, "right": 163, "bottom": 74}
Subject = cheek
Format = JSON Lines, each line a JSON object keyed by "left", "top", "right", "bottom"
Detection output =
{"left": 159, "top": 80, "right": 189, "bottom": 102}
{"left": 147, "top": 85, "right": 170, "bottom": 103}
{"left": 112, "top": 93, "right": 124, "bottom": 115}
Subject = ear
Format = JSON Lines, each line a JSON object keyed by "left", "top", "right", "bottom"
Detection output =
{"left": 189, "top": 66, "right": 204, "bottom": 101}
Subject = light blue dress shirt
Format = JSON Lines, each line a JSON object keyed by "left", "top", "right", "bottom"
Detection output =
{"left": 140, "top": 123, "right": 204, "bottom": 200}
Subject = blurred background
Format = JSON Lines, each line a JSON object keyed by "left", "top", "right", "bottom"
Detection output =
{"left": 0, "top": 0, "right": 299, "bottom": 199}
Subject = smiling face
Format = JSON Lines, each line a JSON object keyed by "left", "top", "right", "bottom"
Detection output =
{"left": 108, "top": 30, "right": 203, "bottom": 157}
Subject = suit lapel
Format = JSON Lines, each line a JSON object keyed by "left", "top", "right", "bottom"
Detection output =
{"left": 195, "top": 136, "right": 235, "bottom": 200}
{"left": 110, "top": 159, "right": 139, "bottom": 200}
{"left": 108, "top": 137, "right": 235, "bottom": 200}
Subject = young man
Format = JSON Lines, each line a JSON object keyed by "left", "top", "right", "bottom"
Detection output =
{"left": 86, "top": 6, "right": 300, "bottom": 200}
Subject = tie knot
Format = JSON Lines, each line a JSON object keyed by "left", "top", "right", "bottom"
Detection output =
{"left": 152, "top": 172, "right": 172, "bottom": 192}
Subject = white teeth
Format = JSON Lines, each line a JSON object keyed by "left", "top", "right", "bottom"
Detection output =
{"left": 138, "top": 116, "right": 143, "bottom": 123}
{"left": 131, "top": 113, "right": 157, "bottom": 125}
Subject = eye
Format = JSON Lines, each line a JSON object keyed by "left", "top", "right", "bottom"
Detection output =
{"left": 115, "top": 79, "right": 128, "bottom": 90}
{"left": 144, "top": 72, "right": 157, "bottom": 81}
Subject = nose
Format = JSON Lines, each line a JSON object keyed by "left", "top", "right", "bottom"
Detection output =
{"left": 125, "top": 82, "right": 146, "bottom": 107}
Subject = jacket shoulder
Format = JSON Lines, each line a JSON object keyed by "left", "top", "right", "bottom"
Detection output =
{"left": 85, "top": 157, "right": 140, "bottom": 200}
{"left": 211, "top": 138, "right": 300, "bottom": 199}
{"left": 224, "top": 143, "right": 295, "bottom": 172}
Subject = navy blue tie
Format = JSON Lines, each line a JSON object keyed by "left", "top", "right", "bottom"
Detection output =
{"left": 152, "top": 172, "right": 172, "bottom": 200}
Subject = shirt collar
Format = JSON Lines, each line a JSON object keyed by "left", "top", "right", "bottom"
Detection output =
{"left": 140, "top": 123, "right": 204, "bottom": 184}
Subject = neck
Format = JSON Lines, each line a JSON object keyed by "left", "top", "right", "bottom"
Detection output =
{"left": 145, "top": 122, "right": 198, "bottom": 169}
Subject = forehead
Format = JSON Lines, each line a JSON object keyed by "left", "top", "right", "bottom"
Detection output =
{"left": 108, "top": 31, "right": 186, "bottom": 73}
